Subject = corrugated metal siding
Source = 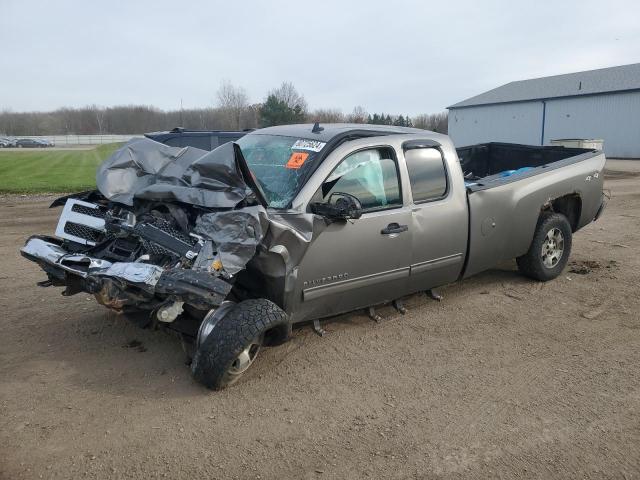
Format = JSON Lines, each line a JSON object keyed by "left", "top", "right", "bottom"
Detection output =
{"left": 448, "top": 102, "right": 543, "bottom": 147}
{"left": 543, "top": 91, "right": 640, "bottom": 158}
{"left": 448, "top": 91, "right": 640, "bottom": 157}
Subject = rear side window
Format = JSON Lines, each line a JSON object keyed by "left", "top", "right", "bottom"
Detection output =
{"left": 404, "top": 147, "right": 447, "bottom": 202}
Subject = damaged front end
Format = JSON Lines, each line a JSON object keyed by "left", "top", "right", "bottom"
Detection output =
{"left": 22, "top": 198, "right": 235, "bottom": 322}
{"left": 20, "top": 140, "right": 269, "bottom": 327}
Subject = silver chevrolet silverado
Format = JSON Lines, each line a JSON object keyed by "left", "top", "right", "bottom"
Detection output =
{"left": 21, "top": 124, "right": 606, "bottom": 389}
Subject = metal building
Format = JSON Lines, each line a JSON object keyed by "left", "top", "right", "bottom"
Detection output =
{"left": 447, "top": 63, "right": 640, "bottom": 158}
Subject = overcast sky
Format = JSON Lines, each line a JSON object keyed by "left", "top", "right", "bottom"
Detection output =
{"left": 2, "top": 0, "right": 639, "bottom": 116}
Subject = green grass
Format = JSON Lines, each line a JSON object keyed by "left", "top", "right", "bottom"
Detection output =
{"left": 0, "top": 143, "right": 122, "bottom": 193}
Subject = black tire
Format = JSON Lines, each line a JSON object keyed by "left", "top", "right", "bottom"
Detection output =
{"left": 191, "top": 299, "right": 289, "bottom": 390}
{"left": 517, "top": 212, "right": 572, "bottom": 281}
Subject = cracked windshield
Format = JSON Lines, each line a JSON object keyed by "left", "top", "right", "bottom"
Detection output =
{"left": 236, "top": 134, "right": 324, "bottom": 208}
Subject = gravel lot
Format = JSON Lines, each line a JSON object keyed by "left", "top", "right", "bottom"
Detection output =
{"left": 1, "top": 162, "right": 639, "bottom": 479}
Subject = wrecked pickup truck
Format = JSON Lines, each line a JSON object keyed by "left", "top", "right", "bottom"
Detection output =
{"left": 21, "top": 124, "right": 607, "bottom": 389}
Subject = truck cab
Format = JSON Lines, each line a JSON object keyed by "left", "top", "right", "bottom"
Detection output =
{"left": 289, "top": 133, "right": 468, "bottom": 322}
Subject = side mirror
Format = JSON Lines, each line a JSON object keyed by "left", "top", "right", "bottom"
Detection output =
{"left": 310, "top": 192, "right": 363, "bottom": 221}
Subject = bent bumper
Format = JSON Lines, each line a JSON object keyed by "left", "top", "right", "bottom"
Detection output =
{"left": 21, "top": 236, "right": 232, "bottom": 311}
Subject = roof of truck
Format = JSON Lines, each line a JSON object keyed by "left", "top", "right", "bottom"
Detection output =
{"left": 252, "top": 123, "right": 427, "bottom": 142}
{"left": 449, "top": 62, "right": 640, "bottom": 109}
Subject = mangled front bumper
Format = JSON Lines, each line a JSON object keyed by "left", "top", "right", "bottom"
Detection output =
{"left": 21, "top": 236, "right": 232, "bottom": 312}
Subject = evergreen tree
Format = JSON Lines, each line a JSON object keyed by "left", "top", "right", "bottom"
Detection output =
{"left": 260, "top": 95, "right": 305, "bottom": 127}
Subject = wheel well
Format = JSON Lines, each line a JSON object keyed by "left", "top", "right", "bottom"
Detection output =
{"left": 263, "top": 323, "right": 291, "bottom": 346}
{"left": 545, "top": 194, "right": 582, "bottom": 231}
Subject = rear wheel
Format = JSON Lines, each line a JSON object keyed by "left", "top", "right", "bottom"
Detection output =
{"left": 191, "top": 299, "right": 289, "bottom": 390}
{"left": 516, "top": 212, "right": 572, "bottom": 281}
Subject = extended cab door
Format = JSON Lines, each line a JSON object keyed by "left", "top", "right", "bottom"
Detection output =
{"left": 402, "top": 142, "right": 468, "bottom": 292}
{"left": 295, "top": 146, "right": 412, "bottom": 320}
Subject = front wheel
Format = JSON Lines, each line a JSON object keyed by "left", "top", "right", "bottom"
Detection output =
{"left": 517, "top": 212, "right": 572, "bottom": 281}
{"left": 191, "top": 299, "right": 289, "bottom": 390}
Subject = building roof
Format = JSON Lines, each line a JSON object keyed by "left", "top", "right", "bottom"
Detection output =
{"left": 448, "top": 63, "right": 640, "bottom": 109}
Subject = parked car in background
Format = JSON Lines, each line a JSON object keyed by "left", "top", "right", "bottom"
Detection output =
{"left": 15, "top": 138, "right": 54, "bottom": 148}
{"left": 0, "top": 137, "right": 16, "bottom": 147}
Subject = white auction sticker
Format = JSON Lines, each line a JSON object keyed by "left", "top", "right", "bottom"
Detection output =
{"left": 291, "top": 139, "right": 326, "bottom": 152}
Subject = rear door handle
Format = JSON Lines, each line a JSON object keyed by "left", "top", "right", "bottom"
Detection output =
{"left": 381, "top": 223, "right": 408, "bottom": 235}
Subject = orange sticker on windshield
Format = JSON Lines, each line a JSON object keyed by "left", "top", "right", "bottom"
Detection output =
{"left": 286, "top": 151, "right": 309, "bottom": 169}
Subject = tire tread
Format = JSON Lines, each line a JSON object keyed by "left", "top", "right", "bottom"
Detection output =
{"left": 516, "top": 212, "right": 572, "bottom": 281}
{"left": 191, "top": 299, "right": 288, "bottom": 390}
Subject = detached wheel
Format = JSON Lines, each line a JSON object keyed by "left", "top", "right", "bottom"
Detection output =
{"left": 191, "top": 299, "right": 289, "bottom": 390}
{"left": 517, "top": 212, "right": 572, "bottom": 281}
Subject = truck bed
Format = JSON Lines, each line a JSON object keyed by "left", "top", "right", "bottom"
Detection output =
{"left": 457, "top": 142, "right": 596, "bottom": 191}
{"left": 459, "top": 143, "right": 606, "bottom": 278}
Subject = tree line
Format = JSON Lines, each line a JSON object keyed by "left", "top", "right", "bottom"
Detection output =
{"left": 0, "top": 81, "right": 448, "bottom": 136}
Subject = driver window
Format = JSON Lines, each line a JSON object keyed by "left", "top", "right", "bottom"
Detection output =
{"left": 320, "top": 147, "right": 401, "bottom": 211}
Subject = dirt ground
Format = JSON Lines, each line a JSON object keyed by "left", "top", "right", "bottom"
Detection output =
{"left": 1, "top": 162, "right": 639, "bottom": 480}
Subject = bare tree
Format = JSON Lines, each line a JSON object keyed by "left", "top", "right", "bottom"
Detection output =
{"left": 412, "top": 112, "right": 448, "bottom": 133}
{"left": 0, "top": 99, "right": 448, "bottom": 136}
{"left": 0, "top": 108, "right": 14, "bottom": 135}
{"left": 308, "top": 108, "right": 344, "bottom": 123}
{"left": 216, "top": 80, "right": 249, "bottom": 130}
{"left": 93, "top": 105, "right": 106, "bottom": 134}
{"left": 240, "top": 104, "right": 261, "bottom": 130}
{"left": 347, "top": 105, "right": 368, "bottom": 123}
{"left": 269, "top": 81, "right": 307, "bottom": 114}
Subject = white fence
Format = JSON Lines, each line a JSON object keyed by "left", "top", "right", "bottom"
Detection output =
{"left": 10, "top": 134, "right": 145, "bottom": 146}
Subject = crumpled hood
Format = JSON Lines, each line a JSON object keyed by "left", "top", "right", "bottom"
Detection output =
{"left": 94, "top": 138, "right": 325, "bottom": 284}
{"left": 97, "top": 138, "right": 262, "bottom": 208}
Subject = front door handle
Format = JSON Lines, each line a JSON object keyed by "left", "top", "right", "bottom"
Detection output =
{"left": 381, "top": 223, "right": 408, "bottom": 235}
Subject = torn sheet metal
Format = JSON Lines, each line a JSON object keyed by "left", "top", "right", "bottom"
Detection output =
{"left": 21, "top": 236, "right": 232, "bottom": 310}
{"left": 155, "top": 269, "right": 232, "bottom": 309}
{"left": 90, "top": 262, "right": 163, "bottom": 287}
{"left": 194, "top": 206, "right": 269, "bottom": 275}
{"left": 22, "top": 236, "right": 68, "bottom": 264}
{"left": 97, "top": 139, "right": 257, "bottom": 208}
